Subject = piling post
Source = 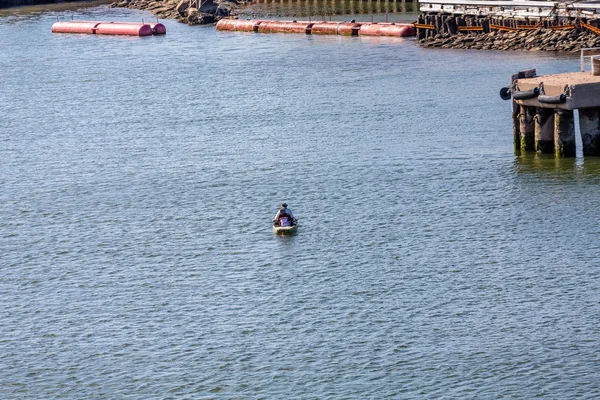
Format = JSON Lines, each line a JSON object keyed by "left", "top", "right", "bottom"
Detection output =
{"left": 512, "top": 100, "right": 520, "bottom": 152}
{"left": 417, "top": 14, "right": 426, "bottom": 40}
{"left": 578, "top": 108, "right": 600, "bottom": 156}
{"left": 510, "top": 69, "right": 536, "bottom": 152}
{"left": 554, "top": 108, "right": 576, "bottom": 157}
{"left": 535, "top": 108, "right": 555, "bottom": 153}
{"left": 519, "top": 105, "right": 536, "bottom": 151}
{"left": 446, "top": 17, "right": 457, "bottom": 34}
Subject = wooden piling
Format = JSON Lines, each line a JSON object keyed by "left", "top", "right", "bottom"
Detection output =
{"left": 416, "top": 14, "right": 425, "bottom": 40}
{"left": 554, "top": 109, "right": 576, "bottom": 157}
{"left": 535, "top": 108, "right": 555, "bottom": 153}
{"left": 519, "top": 105, "right": 536, "bottom": 151}
{"left": 512, "top": 103, "right": 520, "bottom": 152}
{"left": 578, "top": 108, "right": 600, "bottom": 156}
{"left": 511, "top": 69, "right": 536, "bottom": 152}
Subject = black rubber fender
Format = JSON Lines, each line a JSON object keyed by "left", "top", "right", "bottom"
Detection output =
{"left": 538, "top": 94, "right": 566, "bottom": 104}
{"left": 513, "top": 88, "right": 540, "bottom": 100}
{"left": 499, "top": 87, "right": 511, "bottom": 100}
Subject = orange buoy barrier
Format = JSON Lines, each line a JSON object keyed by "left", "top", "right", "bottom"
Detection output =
{"left": 380, "top": 24, "right": 415, "bottom": 37}
{"left": 257, "top": 21, "right": 314, "bottom": 34}
{"left": 51, "top": 21, "right": 164, "bottom": 36}
{"left": 359, "top": 23, "right": 415, "bottom": 37}
{"left": 310, "top": 21, "right": 362, "bottom": 36}
{"left": 215, "top": 19, "right": 415, "bottom": 37}
{"left": 215, "top": 19, "right": 237, "bottom": 31}
{"left": 216, "top": 19, "right": 264, "bottom": 32}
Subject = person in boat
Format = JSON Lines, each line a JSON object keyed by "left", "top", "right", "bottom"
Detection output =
{"left": 273, "top": 202, "right": 296, "bottom": 226}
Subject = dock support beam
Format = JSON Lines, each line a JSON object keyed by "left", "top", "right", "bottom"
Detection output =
{"left": 579, "top": 108, "right": 600, "bottom": 156}
{"left": 555, "top": 109, "right": 576, "bottom": 157}
{"left": 535, "top": 108, "right": 555, "bottom": 153}
{"left": 519, "top": 105, "right": 536, "bottom": 151}
{"left": 512, "top": 99, "right": 520, "bottom": 152}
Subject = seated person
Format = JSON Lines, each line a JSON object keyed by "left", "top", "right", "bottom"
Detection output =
{"left": 273, "top": 202, "right": 295, "bottom": 226}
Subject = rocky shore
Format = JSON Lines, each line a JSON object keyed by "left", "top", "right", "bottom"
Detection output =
{"left": 419, "top": 28, "right": 600, "bottom": 52}
{"left": 107, "top": 0, "right": 600, "bottom": 53}
{"left": 109, "top": 0, "right": 248, "bottom": 25}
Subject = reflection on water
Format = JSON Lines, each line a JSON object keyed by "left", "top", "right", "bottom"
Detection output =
{"left": 240, "top": 0, "right": 418, "bottom": 20}
{"left": 514, "top": 152, "right": 600, "bottom": 181}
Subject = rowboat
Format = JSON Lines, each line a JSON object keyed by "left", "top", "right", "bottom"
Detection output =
{"left": 273, "top": 224, "right": 298, "bottom": 234}
{"left": 273, "top": 216, "right": 298, "bottom": 235}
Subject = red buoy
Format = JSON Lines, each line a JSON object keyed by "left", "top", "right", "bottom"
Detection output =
{"left": 150, "top": 23, "right": 166, "bottom": 35}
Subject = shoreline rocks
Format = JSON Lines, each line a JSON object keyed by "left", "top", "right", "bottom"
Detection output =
{"left": 107, "top": 0, "right": 600, "bottom": 53}
{"left": 419, "top": 28, "right": 600, "bottom": 52}
{"left": 109, "top": 0, "right": 248, "bottom": 25}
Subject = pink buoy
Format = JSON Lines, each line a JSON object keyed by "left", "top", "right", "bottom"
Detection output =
{"left": 94, "top": 22, "right": 153, "bottom": 36}
{"left": 51, "top": 21, "right": 100, "bottom": 34}
{"left": 51, "top": 20, "right": 159, "bottom": 36}
{"left": 150, "top": 23, "right": 166, "bottom": 35}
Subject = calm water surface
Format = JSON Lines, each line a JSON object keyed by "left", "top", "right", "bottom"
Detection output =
{"left": 2, "top": 4, "right": 600, "bottom": 399}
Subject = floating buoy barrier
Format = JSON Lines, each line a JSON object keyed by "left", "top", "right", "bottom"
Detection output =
{"left": 94, "top": 22, "right": 153, "bottom": 36}
{"left": 358, "top": 22, "right": 415, "bottom": 37}
{"left": 51, "top": 20, "right": 166, "bottom": 36}
{"left": 216, "top": 19, "right": 416, "bottom": 37}
{"left": 310, "top": 21, "right": 361, "bottom": 36}
{"left": 257, "top": 21, "right": 314, "bottom": 34}
{"left": 52, "top": 21, "right": 100, "bottom": 34}
{"left": 215, "top": 19, "right": 264, "bottom": 32}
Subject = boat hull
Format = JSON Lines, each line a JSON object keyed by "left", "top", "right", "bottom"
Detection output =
{"left": 273, "top": 224, "right": 298, "bottom": 234}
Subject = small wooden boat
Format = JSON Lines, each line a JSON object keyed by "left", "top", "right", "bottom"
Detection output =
{"left": 273, "top": 217, "right": 298, "bottom": 234}
{"left": 273, "top": 224, "right": 298, "bottom": 234}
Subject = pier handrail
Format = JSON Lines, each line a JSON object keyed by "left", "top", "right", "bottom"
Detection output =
{"left": 580, "top": 47, "right": 600, "bottom": 72}
{"left": 419, "top": 0, "right": 600, "bottom": 9}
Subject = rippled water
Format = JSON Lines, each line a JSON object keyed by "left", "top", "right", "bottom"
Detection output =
{"left": 2, "top": 4, "right": 600, "bottom": 399}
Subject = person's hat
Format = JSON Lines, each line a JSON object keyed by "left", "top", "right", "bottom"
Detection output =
{"left": 281, "top": 202, "right": 287, "bottom": 208}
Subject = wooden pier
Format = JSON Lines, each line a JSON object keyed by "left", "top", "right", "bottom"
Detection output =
{"left": 416, "top": 0, "right": 600, "bottom": 48}
{"left": 419, "top": 0, "right": 600, "bottom": 19}
{"left": 504, "top": 51, "right": 600, "bottom": 156}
